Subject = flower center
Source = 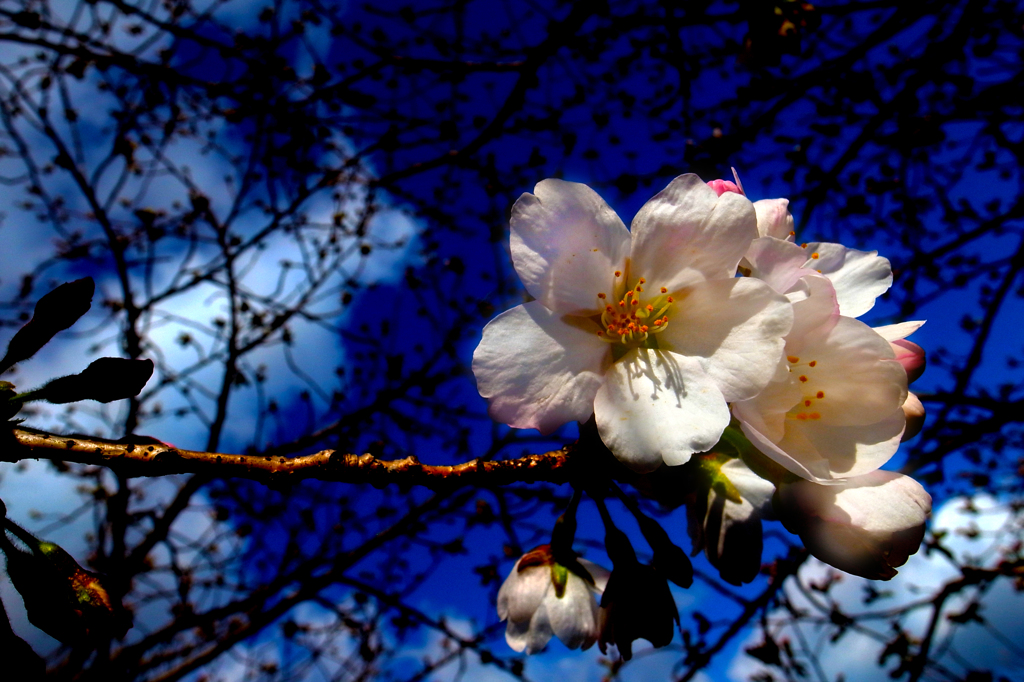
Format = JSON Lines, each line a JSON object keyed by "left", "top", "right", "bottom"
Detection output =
{"left": 593, "top": 271, "right": 674, "bottom": 348}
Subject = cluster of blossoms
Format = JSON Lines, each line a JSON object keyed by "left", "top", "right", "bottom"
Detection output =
{"left": 473, "top": 173, "right": 930, "bottom": 657}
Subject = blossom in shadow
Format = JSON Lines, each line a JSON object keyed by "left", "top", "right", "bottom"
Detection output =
{"left": 497, "top": 545, "right": 609, "bottom": 653}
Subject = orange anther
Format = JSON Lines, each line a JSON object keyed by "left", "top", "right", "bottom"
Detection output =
{"left": 614, "top": 270, "right": 622, "bottom": 277}
{"left": 816, "top": 391, "right": 824, "bottom": 399}
{"left": 811, "top": 252, "right": 820, "bottom": 259}
{"left": 667, "top": 296, "right": 674, "bottom": 302}
{"left": 787, "top": 355, "right": 799, "bottom": 363}
{"left": 660, "top": 287, "right": 668, "bottom": 293}
{"left": 804, "top": 400, "right": 812, "bottom": 407}
{"left": 808, "top": 360, "right": 817, "bottom": 367}
{"left": 799, "top": 375, "right": 808, "bottom": 383}
{"left": 597, "top": 293, "right": 606, "bottom": 299}
{"left": 809, "top": 412, "right": 821, "bottom": 420}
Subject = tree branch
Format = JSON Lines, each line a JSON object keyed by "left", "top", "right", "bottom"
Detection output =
{"left": 3, "top": 427, "right": 575, "bottom": 490}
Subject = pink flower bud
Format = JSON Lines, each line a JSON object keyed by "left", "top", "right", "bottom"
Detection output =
{"left": 707, "top": 179, "right": 743, "bottom": 196}
{"left": 891, "top": 339, "right": 925, "bottom": 384}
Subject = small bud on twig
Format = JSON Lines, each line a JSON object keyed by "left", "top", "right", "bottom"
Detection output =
{"left": 38, "top": 357, "right": 154, "bottom": 404}
{"left": 0, "top": 278, "right": 95, "bottom": 374}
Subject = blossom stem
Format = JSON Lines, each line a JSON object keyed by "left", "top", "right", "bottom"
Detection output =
{"left": 594, "top": 497, "right": 637, "bottom": 566}
{"left": 608, "top": 481, "right": 693, "bottom": 588}
{"left": 550, "top": 485, "right": 583, "bottom": 563}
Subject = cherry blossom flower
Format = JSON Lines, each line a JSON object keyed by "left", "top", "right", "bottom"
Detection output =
{"left": 731, "top": 216, "right": 922, "bottom": 482}
{"left": 774, "top": 470, "right": 932, "bottom": 580}
{"left": 473, "top": 175, "right": 792, "bottom": 472}
{"left": 732, "top": 276, "right": 908, "bottom": 482}
{"left": 497, "top": 545, "right": 609, "bottom": 653}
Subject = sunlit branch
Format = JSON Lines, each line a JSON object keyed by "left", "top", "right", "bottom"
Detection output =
{"left": 4, "top": 427, "right": 575, "bottom": 490}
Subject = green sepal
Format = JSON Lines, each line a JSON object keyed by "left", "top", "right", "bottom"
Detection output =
{"left": 550, "top": 562, "right": 569, "bottom": 598}
{"left": 693, "top": 453, "right": 743, "bottom": 503}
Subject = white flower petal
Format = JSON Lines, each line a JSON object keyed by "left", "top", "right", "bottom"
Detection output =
{"left": 523, "top": 603, "right": 556, "bottom": 653}
{"left": 497, "top": 563, "right": 550, "bottom": 623}
{"left": 473, "top": 302, "right": 609, "bottom": 435}
{"left": 504, "top": 617, "right": 534, "bottom": 652}
{"left": 752, "top": 198, "right": 795, "bottom": 239}
{"left": 578, "top": 558, "right": 610, "bottom": 593}
{"left": 802, "top": 242, "right": 892, "bottom": 318}
{"left": 797, "top": 317, "right": 907, "bottom": 426}
{"left": 874, "top": 320, "right": 926, "bottom": 342}
{"left": 744, "top": 236, "right": 815, "bottom": 294}
{"left": 629, "top": 174, "right": 757, "bottom": 291}
{"left": 594, "top": 348, "right": 729, "bottom": 472}
{"left": 511, "top": 179, "right": 631, "bottom": 315}
{"left": 732, "top": 375, "right": 801, "bottom": 444}
{"left": 785, "top": 274, "right": 839, "bottom": 349}
{"left": 546, "top": 575, "right": 600, "bottom": 650}
{"left": 660, "top": 278, "right": 792, "bottom": 402}
{"left": 746, "top": 409, "right": 906, "bottom": 482}
{"left": 721, "top": 459, "right": 776, "bottom": 512}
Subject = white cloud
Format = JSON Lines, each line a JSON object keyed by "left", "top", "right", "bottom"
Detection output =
{"left": 727, "top": 494, "right": 1024, "bottom": 682}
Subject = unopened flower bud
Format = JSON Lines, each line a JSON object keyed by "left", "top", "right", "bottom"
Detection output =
{"left": 689, "top": 458, "right": 775, "bottom": 586}
{"left": 902, "top": 392, "right": 925, "bottom": 441}
{"left": 774, "top": 470, "right": 931, "bottom": 580}
{"left": 752, "top": 198, "right": 795, "bottom": 240}
{"left": 891, "top": 338, "right": 925, "bottom": 384}
{"left": 39, "top": 357, "right": 154, "bottom": 404}
{"left": 0, "top": 382, "right": 18, "bottom": 421}
{"left": 707, "top": 179, "right": 743, "bottom": 196}
{"left": 0, "top": 278, "right": 94, "bottom": 374}
{"left": 1, "top": 525, "right": 131, "bottom": 644}
{"left": 598, "top": 561, "right": 678, "bottom": 660}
